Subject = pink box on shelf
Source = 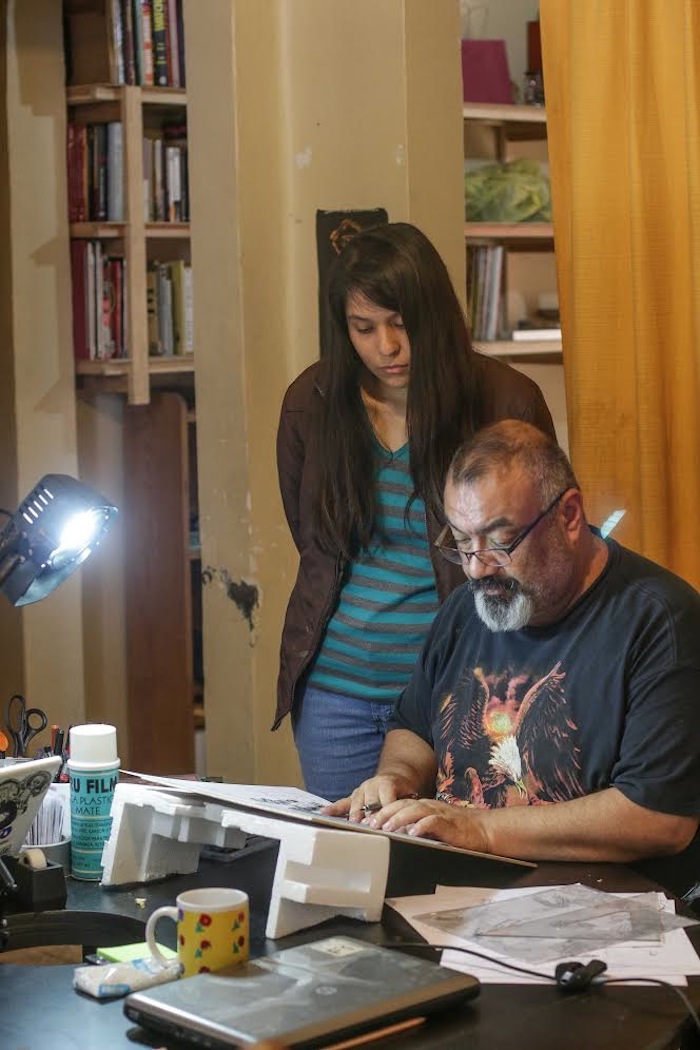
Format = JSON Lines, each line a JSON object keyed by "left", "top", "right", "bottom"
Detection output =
{"left": 461, "top": 39, "right": 512, "bottom": 104}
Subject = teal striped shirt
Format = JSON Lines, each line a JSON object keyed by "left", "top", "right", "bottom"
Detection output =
{"left": 308, "top": 443, "right": 439, "bottom": 702}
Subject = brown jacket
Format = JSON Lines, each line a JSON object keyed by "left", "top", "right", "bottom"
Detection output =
{"left": 273, "top": 355, "right": 556, "bottom": 729}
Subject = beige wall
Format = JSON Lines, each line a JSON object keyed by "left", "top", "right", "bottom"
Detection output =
{"left": 186, "top": 0, "right": 465, "bottom": 784}
{"left": 0, "top": 0, "right": 88, "bottom": 741}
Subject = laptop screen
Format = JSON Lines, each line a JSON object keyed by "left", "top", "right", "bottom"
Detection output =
{"left": 0, "top": 755, "right": 62, "bottom": 859}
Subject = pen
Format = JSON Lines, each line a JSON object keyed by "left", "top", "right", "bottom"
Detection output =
{"left": 362, "top": 793, "right": 419, "bottom": 814}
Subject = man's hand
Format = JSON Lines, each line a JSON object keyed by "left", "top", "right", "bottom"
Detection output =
{"left": 361, "top": 797, "right": 491, "bottom": 854}
{"left": 322, "top": 774, "right": 419, "bottom": 823}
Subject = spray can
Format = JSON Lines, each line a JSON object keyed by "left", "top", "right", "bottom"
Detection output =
{"left": 68, "top": 723, "right": 119, "bottom": 881}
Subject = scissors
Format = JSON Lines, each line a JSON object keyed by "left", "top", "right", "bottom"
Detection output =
{"left": 5, "top": 693, "right": 49, "bottom": 758}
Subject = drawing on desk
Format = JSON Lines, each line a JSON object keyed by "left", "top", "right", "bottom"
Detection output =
{"left": 123, "top": 772, "right": 536, "bottom": 868}
{"left": 413, "top": 883, "right": 698, "bottom": 965}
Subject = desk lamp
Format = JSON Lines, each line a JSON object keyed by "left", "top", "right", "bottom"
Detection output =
{"left": 0, "top": 473, "right": 117, "bottom": 606}
{"left": 0, "top": 474, "right": 117, "bottom": 923}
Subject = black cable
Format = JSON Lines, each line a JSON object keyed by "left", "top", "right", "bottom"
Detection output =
{"left": 0, "top": 508, "right": 12, "bottom": 520}
{"left": 380, "top": 941, "right": 700, "bottom": 1036}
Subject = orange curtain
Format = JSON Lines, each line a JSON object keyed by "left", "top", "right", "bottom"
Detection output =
{"left": 540, "top": 1, "right": 700, "bottom": 588}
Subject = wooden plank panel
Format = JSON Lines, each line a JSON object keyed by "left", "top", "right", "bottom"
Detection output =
{"left": 123, "top": 392, "right": 194, "bottom": 773}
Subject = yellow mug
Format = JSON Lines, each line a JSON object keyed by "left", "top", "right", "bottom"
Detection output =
{"left": 145, "top": 887, "right": 249, "bottom": 977}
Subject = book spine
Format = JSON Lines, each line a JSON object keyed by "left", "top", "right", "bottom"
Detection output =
{"left": 151, "top": 0, "right": 169, "bottom": 86}
{"left": 183, "top": 264, "right": 193, "bottom": 353}
{"left": 169, "top": 260, "right": 184, "bottom": 354}
{"left": 146, "top": 266, "right": 160, "bottom": 354}
{"left": 166, "top": 0, "right": 180, "bottom": 87}
{"left": 131, "top": 0, "right": 144, "bottom": 84}
{"left": 122, "top": 0, "right": 136, "bottom": 85}
{"left": 176, "top": 0, "right": 186, "bottom": 88}
{"left": 140, "top": 0, "right": 155, "bottom": 86}
{"left": 86, "top": 241, "right": 96, "bottom": 359}
{"left": 107, "top": 122, "right": 124, "bottom": 221}
{"left": 70, "top": 241, "right": 89, "bottom": 360}
{"left": 108, "top": 0, "right": 126, "bottom": 85}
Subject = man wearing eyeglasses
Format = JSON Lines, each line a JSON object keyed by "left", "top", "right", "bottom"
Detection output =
{"left": 325, "top": 420, "right": 700, "bottom": 895}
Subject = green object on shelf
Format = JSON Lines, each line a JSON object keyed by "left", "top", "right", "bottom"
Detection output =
{"left": 465, "top": 158, "right": 551, "bottom": 222}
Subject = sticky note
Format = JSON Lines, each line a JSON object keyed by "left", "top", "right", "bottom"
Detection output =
{"left": 96, "top": 941, "right": 177, "bottom": 963}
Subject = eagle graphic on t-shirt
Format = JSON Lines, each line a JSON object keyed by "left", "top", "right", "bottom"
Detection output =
{"left": 436, "top": 661, "right": 584, "bottom": 808}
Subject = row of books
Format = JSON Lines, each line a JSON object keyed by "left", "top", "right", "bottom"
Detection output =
{"left": 67, "top": 122, "right": 124, "bottom": 223}
{"left": 70, "top": 243, "right": 193, "bottom": 360}
{"left": 144, "top": 130, "right": 189, "bottom": 223}
{"left": 67, "top": 121, "right": 189, "bottom": 226}
{"left": 148, "top": 260, "right": 194, "bottom": 356}
{"left": 467, "top": 244, "right": 504, "bottom": 342}
{"left": 107, "top": 0, "right": 185, "bottom": 88}
{"left": 71, "top": 240, "right": 127, "bottom": 360}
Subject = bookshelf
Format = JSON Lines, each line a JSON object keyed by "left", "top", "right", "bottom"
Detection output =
{"left": 63, "top": 0, "right": 202, "bottom": 772}
{"left": 463, "top": 102, "right": 562, "bottom": 363}
{"left": 65, "top": 2, "right": 192, "bottom": 407}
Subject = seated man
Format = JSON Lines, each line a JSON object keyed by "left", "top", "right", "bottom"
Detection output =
{"left": 326, "top": 420, "right": 700, "bottom": 897}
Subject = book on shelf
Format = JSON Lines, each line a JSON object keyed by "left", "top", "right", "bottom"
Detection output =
{"left": 70, "top": 240, "right": 127, "bottom": 361}
{"left": 151, "top": 0, "right": 169, "bottom": 87}
{"left": 511, "top": 326, "right": 562, "bottom": 342}
{"left": 64, "top": 0, "right": 184, "bottom": 89}
{"left": 467, "top": 244, "right": 504, "bottom": 342}
{"left": 67, "top": 121, "right": 124, "bottom": 223}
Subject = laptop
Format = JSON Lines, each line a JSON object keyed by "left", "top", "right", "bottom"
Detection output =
{"left": 0, "top": 755, "right": 62, "bottom": 861}
{"left": 124, "top": 934, "right": 480, "bottom": 1048}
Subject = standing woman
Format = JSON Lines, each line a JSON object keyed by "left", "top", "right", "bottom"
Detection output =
{"left": 275, "top": 222, "right": 555, "bottom": 801}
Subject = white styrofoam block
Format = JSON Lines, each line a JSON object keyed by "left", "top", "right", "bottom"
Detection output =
{"left": 100, "top": 784, "right": 246, "bottom": 886}
{"left": 101, "top": 785, "right": 390, "bottom": 940}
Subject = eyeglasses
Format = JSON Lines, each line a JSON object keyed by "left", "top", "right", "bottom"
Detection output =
{"left": 435, "top": 489, "right": 568, "bottom": 568}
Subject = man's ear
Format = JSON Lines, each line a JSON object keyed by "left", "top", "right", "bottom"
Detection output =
{"left": 561, "top": 489, "right": 585, "bottom": 535}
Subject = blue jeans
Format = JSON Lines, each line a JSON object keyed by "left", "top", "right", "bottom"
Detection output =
{"left": 292, "top": 686, "right": 394, "bottom": 802}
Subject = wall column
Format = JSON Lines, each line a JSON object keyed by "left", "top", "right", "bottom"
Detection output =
{"left": 185, "top": 0, "right": 464, "bottom": 784}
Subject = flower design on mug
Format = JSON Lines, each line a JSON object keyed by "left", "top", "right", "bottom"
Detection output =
{"left": 200, "top": 939, "right": 212, "bottom": 950}
{"left": 195, "top": 912, "right": 212, "bottom": 933}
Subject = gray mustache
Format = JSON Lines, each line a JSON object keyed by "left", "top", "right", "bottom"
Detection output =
{"left": 468, "top": 577, "right": 521, "bottom": 596}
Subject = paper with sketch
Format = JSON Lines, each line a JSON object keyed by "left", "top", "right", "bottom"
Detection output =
{"left": 387, "top": 885, "right": 700, "bottom": 986}
{"left": 413, "top": 883, "right": 696, "bottom": 963}
{"left": 120, "top": 772, "right": 534, "bottom": 866}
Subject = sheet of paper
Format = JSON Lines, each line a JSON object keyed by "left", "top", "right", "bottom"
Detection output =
{"left": 386, "top": 885, "right": 700, "bottom": 986}
{"left": 413, "top": 883, "right": 696, "bottom": 964}
{"left": 120, "top": 772, "right": 534, "bottom": 866}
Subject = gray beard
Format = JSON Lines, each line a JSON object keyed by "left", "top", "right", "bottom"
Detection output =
{"left": 473, "top": 587, "right": 535, "bottom": 632}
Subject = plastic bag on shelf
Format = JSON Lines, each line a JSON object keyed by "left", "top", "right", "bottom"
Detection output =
{"left": 465, "top": 158, "right": 551, "bottom": 223}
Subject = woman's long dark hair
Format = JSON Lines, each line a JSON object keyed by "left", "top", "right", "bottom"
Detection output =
{"left": 315, "top": 222, "right": 481, "bottom": 557}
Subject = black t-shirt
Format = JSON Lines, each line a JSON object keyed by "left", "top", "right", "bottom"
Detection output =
{"left": 390, "top": 538, "right": 700, "bottom": 893}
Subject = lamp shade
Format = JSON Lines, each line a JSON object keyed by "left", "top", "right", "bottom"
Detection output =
{"left": 0, "top": 474, "right": 118, "bottom": 606}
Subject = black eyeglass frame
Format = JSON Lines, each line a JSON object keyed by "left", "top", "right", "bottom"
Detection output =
{"left": 434, "top": 488, "right": 570, "bottom": 567}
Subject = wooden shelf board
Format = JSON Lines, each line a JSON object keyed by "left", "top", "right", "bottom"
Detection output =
{"left": 76, "top": 356, "right": 195, "bottom": 377}
{"left": 70, "top": 221, "right": 127, "bottom": 239}
{"left": 67, "top": 84, "right": 187, "bottom": 107}
{"left": 146, "top": 222, "right": 191, "bottom": 239}
{"left": 475, "top": 340, "right": 563, "bottom": 360}
{"left": 465, "top": 221, "right": 554, "bottom": 242}
{"left": 463, "top": 103, "right": 547, "bottom": 141}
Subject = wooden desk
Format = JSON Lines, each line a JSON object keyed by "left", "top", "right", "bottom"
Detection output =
{"left": 2, "top": 840, "right": 699, "bottom": 1050}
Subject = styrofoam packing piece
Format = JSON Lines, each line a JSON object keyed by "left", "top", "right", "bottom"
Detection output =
{"left": 101, "top": 783, "right": 390, "bottom": 939}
